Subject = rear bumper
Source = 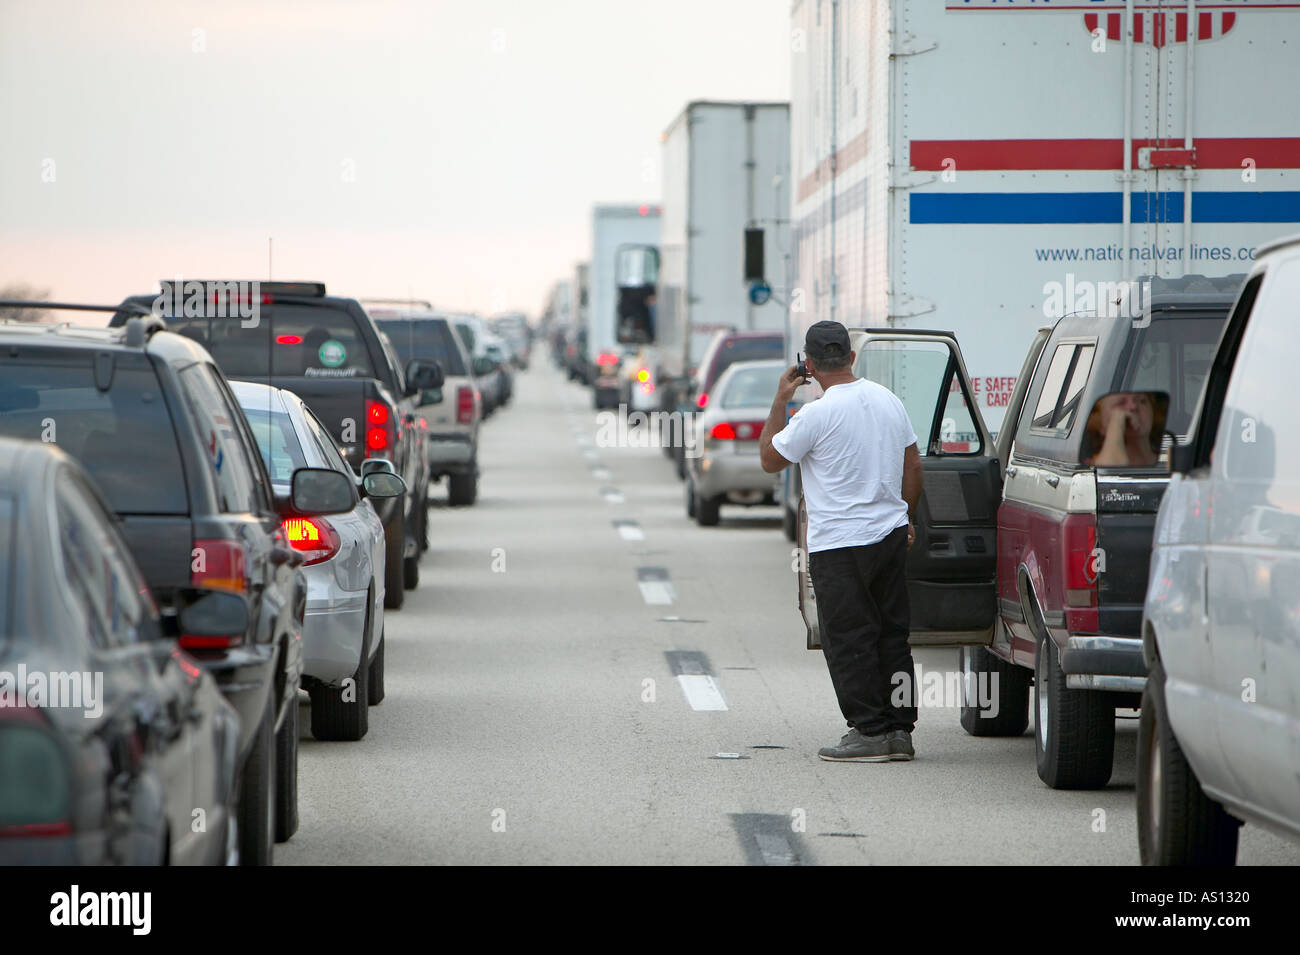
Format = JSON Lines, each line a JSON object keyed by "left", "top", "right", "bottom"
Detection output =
{"left": 1060, "top": 635, "right": 1147, "bottom": 692}
{"left": 691, "top": 451, "right": 774, "bottom": 500}
{"left": 427, "top": 434, "right": 476, "bottom": 472}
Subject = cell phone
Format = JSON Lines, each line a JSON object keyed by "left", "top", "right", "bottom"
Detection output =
{"left": 795, "top": 352, "right": 808, "bottom": 379}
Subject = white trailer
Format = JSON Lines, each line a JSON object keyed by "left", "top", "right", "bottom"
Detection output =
{"left": 779, "top": 0, "right": 1300, "bottom": 531}
{"left": 789, "top": 0, "right": 1300, "bottom": 424}
{"left": 587, "top": 204, "right": 661, "bottom": 407}
{"left": 656, "top": 101, "right": 792, "bottom": 413}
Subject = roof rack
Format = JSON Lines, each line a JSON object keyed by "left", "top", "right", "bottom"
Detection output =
{"left": 0, "top": 299, "right": 152, "bottom": 316}
{"left": 361, "top": 297, "right": 435, "bottom": 311}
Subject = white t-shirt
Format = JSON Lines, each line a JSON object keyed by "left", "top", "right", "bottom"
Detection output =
{"left": 772, "top": 378, "right": 918, "bottom": 553}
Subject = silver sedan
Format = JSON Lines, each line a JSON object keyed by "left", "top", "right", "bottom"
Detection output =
{"left": 685, "top": 359, "right": 785, "bottom": 527}
{"left": 231, "top": 380, "right": 401, "bottom": 741}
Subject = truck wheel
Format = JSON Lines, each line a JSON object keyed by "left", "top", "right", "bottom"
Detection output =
{"left": 309, "top": 655, "right": 370, "bottom": 741}
{"left": 383, "top": 511, "right": 405, "bottom": 610}
{"left": 273, "top": 690, "right": 299, "bottom": 844}
{"left": 782, "top": 502, "right": 797, "bottom": 542}
{"left": 367, "top": 628, "right": 385, "bottom": 705}
{"left": 685, "top": 477, "right": 696, "bottom": 519}
{"left": 1138, "top": 658, "right": 1239, "bottom": 865}
{"left": 417, "top": 484, "right": 430, "bottom": 552}
{"left": 695, "top": 493, "right": 721, "bottom": 527}
{"left": 403, "top": 551, "right": 419, "bottom": 590}
{"left": 237, "top": 693, "right": 275, "bottom": 866}
{"left": 448, "top": 471, "right": 478, "bottom": 506}
{"left": 1033, "top": 626, "right": 1115, "bottom": 789}
{"left": 959, "top": 645, "right": 1030, "bottom": 737}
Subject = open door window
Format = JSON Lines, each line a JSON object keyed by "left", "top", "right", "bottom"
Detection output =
{"left": 797, "top": 330, "right": 1001, "bottom": 650}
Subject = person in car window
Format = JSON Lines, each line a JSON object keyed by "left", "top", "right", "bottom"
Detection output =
{"left": 759, "top": 321, "right": 925, "bottom": 763}
{"left": 1083, "top": 392, "right": 1161, "bottom": 468}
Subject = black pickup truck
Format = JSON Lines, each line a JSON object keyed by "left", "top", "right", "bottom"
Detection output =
{"left": 113, "top": 282, "right": 443, "bottom": 608}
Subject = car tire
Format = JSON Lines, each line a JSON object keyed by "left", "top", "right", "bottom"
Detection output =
{"left": 782, "top": 502, "right": 797, "bottom": 542}
{"left": 695, "top": 493, "right": 721, "bottom": 527}
{"left": 1137, "top": 657, "right": 1239, "bottom": 865}
{"left": 237, "top": 693, "right": 275, "bottom": 866}
{"left": 367, "top": 628, "right": 385, "bottom": 705}
{"left": 958, "top": 645, "right": 1031, "bottom": 737}
{"left": 273, "top": 690, "right": 299, "bottom": 844}
{"left": 309, "top": 654, "right": 370, "bottom": 742}
{"left": 403, "top": 551, "right": 419, "bottom": 590}
{"left": 674, "top": 445, "right": 687, "bottom": 481}
{"left": 448, "top": 471, "right": 478, "bottom": 507}
{"left": 1033, "top": 624, "right": 1115, "bottom": 789}
{"left": 685, "top": 477, "right": 696, "bottom": 519}
{"left": 416, "top": 484, "right": 430, "bottom": 552}
{"left": 383, "top": 510, "right": 405, "bottom": 610}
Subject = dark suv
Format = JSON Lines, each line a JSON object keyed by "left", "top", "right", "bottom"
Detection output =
{"left": 0, "top": 313, "right": 355, "bottom": 864}
{"left": 112, "top": 283, "right": 443, "bottom": 608}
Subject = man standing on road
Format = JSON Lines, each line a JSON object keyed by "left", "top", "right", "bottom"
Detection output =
{"left": 759, "top": 321, "right": 924, "bottom": 762}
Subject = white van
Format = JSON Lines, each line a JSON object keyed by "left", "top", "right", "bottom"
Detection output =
{"left": 1140, "top": 234, "right": 1300, "bottom": 864}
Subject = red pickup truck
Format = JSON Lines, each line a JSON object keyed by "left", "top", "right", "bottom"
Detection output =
{"left": 796, "top": 274, "right": 1240, "bottom": 789}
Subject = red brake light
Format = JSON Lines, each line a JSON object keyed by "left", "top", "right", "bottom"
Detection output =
{"left": 709, "top": 420, "right": 764, "bottom": 441}
{"left": 457, "top": 385, "right": 475, "bottom": 424}
{"left": 697, "top": 393, "right": 709, "bottom": 410}
{"left": 190, "top": 539, "right": 247, "bottom": 595}
{"left": 596, "top": 352, "right": 620, "bottom": 367}
{"left": 283, "top": 517, "right": 341, "bottom": 566}
{"left": 276, "top": 334, "right": 303, "bottom": 345}
{"left": 365, "top": 399, "right": 395, "bottom": 457}
{"left": 1063, "top": 514, "right": 1100, "bottom": 632}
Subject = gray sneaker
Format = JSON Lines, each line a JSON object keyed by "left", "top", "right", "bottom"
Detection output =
{"left": 818, "top": 728, "right": 892, "bottom": 762}
{"left": 887, "top": 729, "right": 915, "bottom": 761}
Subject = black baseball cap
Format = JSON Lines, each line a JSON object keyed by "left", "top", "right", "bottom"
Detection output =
{"left": 804, "top": 321, "right": 850, "bottom": 361}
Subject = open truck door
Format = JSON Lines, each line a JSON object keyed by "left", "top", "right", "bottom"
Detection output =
{"left": 798, "top": 329, "right": 1003, "bottom": 650}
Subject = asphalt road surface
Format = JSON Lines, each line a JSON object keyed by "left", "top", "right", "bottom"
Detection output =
{"left": 277, "top": 364, "right": 1300, "bottom": 866}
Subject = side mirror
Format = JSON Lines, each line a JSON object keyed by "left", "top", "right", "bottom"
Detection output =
{"left": 473, "top": 356, "right": 495, "bottom": 377}
{"left": 404, "top": 359, "right": 444, "bottom": 395}
{"left": 1080, "top": 390, "right": 1170, "bottom": 468}
{"left": 360, "top": 458, "right": 396, "bottom": 476}
{"left": 362, "top": 471, "right": 407, "bottom": 499}
{"left": 420, "top": 388, "right": 444, "bottom": 405}
{"left": 178, "top": 590, "right": 249, "bottom": 639}
{"left": 287, "top": 467, "right": 354, "bottom": 516}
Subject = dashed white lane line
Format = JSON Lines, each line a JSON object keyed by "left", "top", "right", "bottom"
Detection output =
{"left": 675, "top": 675, "right": 728, "bottom": 711}
{"left": 613, "top": 520, "right": 644, "bottom": 541}
{"left": 636, "top": 567, "right": 674, "bottom": 605}
{"left": 601, "top": 487, "right": 625, "bottom": 504}
{"left": 665, "top": 650, "right": 727, "bottom": 712}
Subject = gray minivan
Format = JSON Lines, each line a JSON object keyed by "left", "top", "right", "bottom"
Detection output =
{"left": 1140, "top": 235, "right": 1300, "bottom": 864}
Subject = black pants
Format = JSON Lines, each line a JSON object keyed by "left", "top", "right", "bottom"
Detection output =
{"left": 809, "top": 526, "right": 917, "bottom": 736}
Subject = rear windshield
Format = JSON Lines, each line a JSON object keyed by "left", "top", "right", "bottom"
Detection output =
{"left": 160, "top": 304, "right": 376, "bottom": 380}
{"left": 374, "top": 318, "right": 467, "bottom": 376}
{"left": 1122, "top": 315, "right": 1225, "bottom": 435}
{"left": 242, "top": 409, "right": 307, "bottom": 486}
{"left": 720, "top": 365, "right": 782, "bottom": 409}
{"left": 708, "top": 337, "right": 783, "bottom": 388}
{"left": 0, "top": 362, "right": 188, "bottom": 515}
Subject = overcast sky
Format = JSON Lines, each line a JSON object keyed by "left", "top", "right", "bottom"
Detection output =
{"left": 0, "top": 0, "right": 791, "bottom": 317}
